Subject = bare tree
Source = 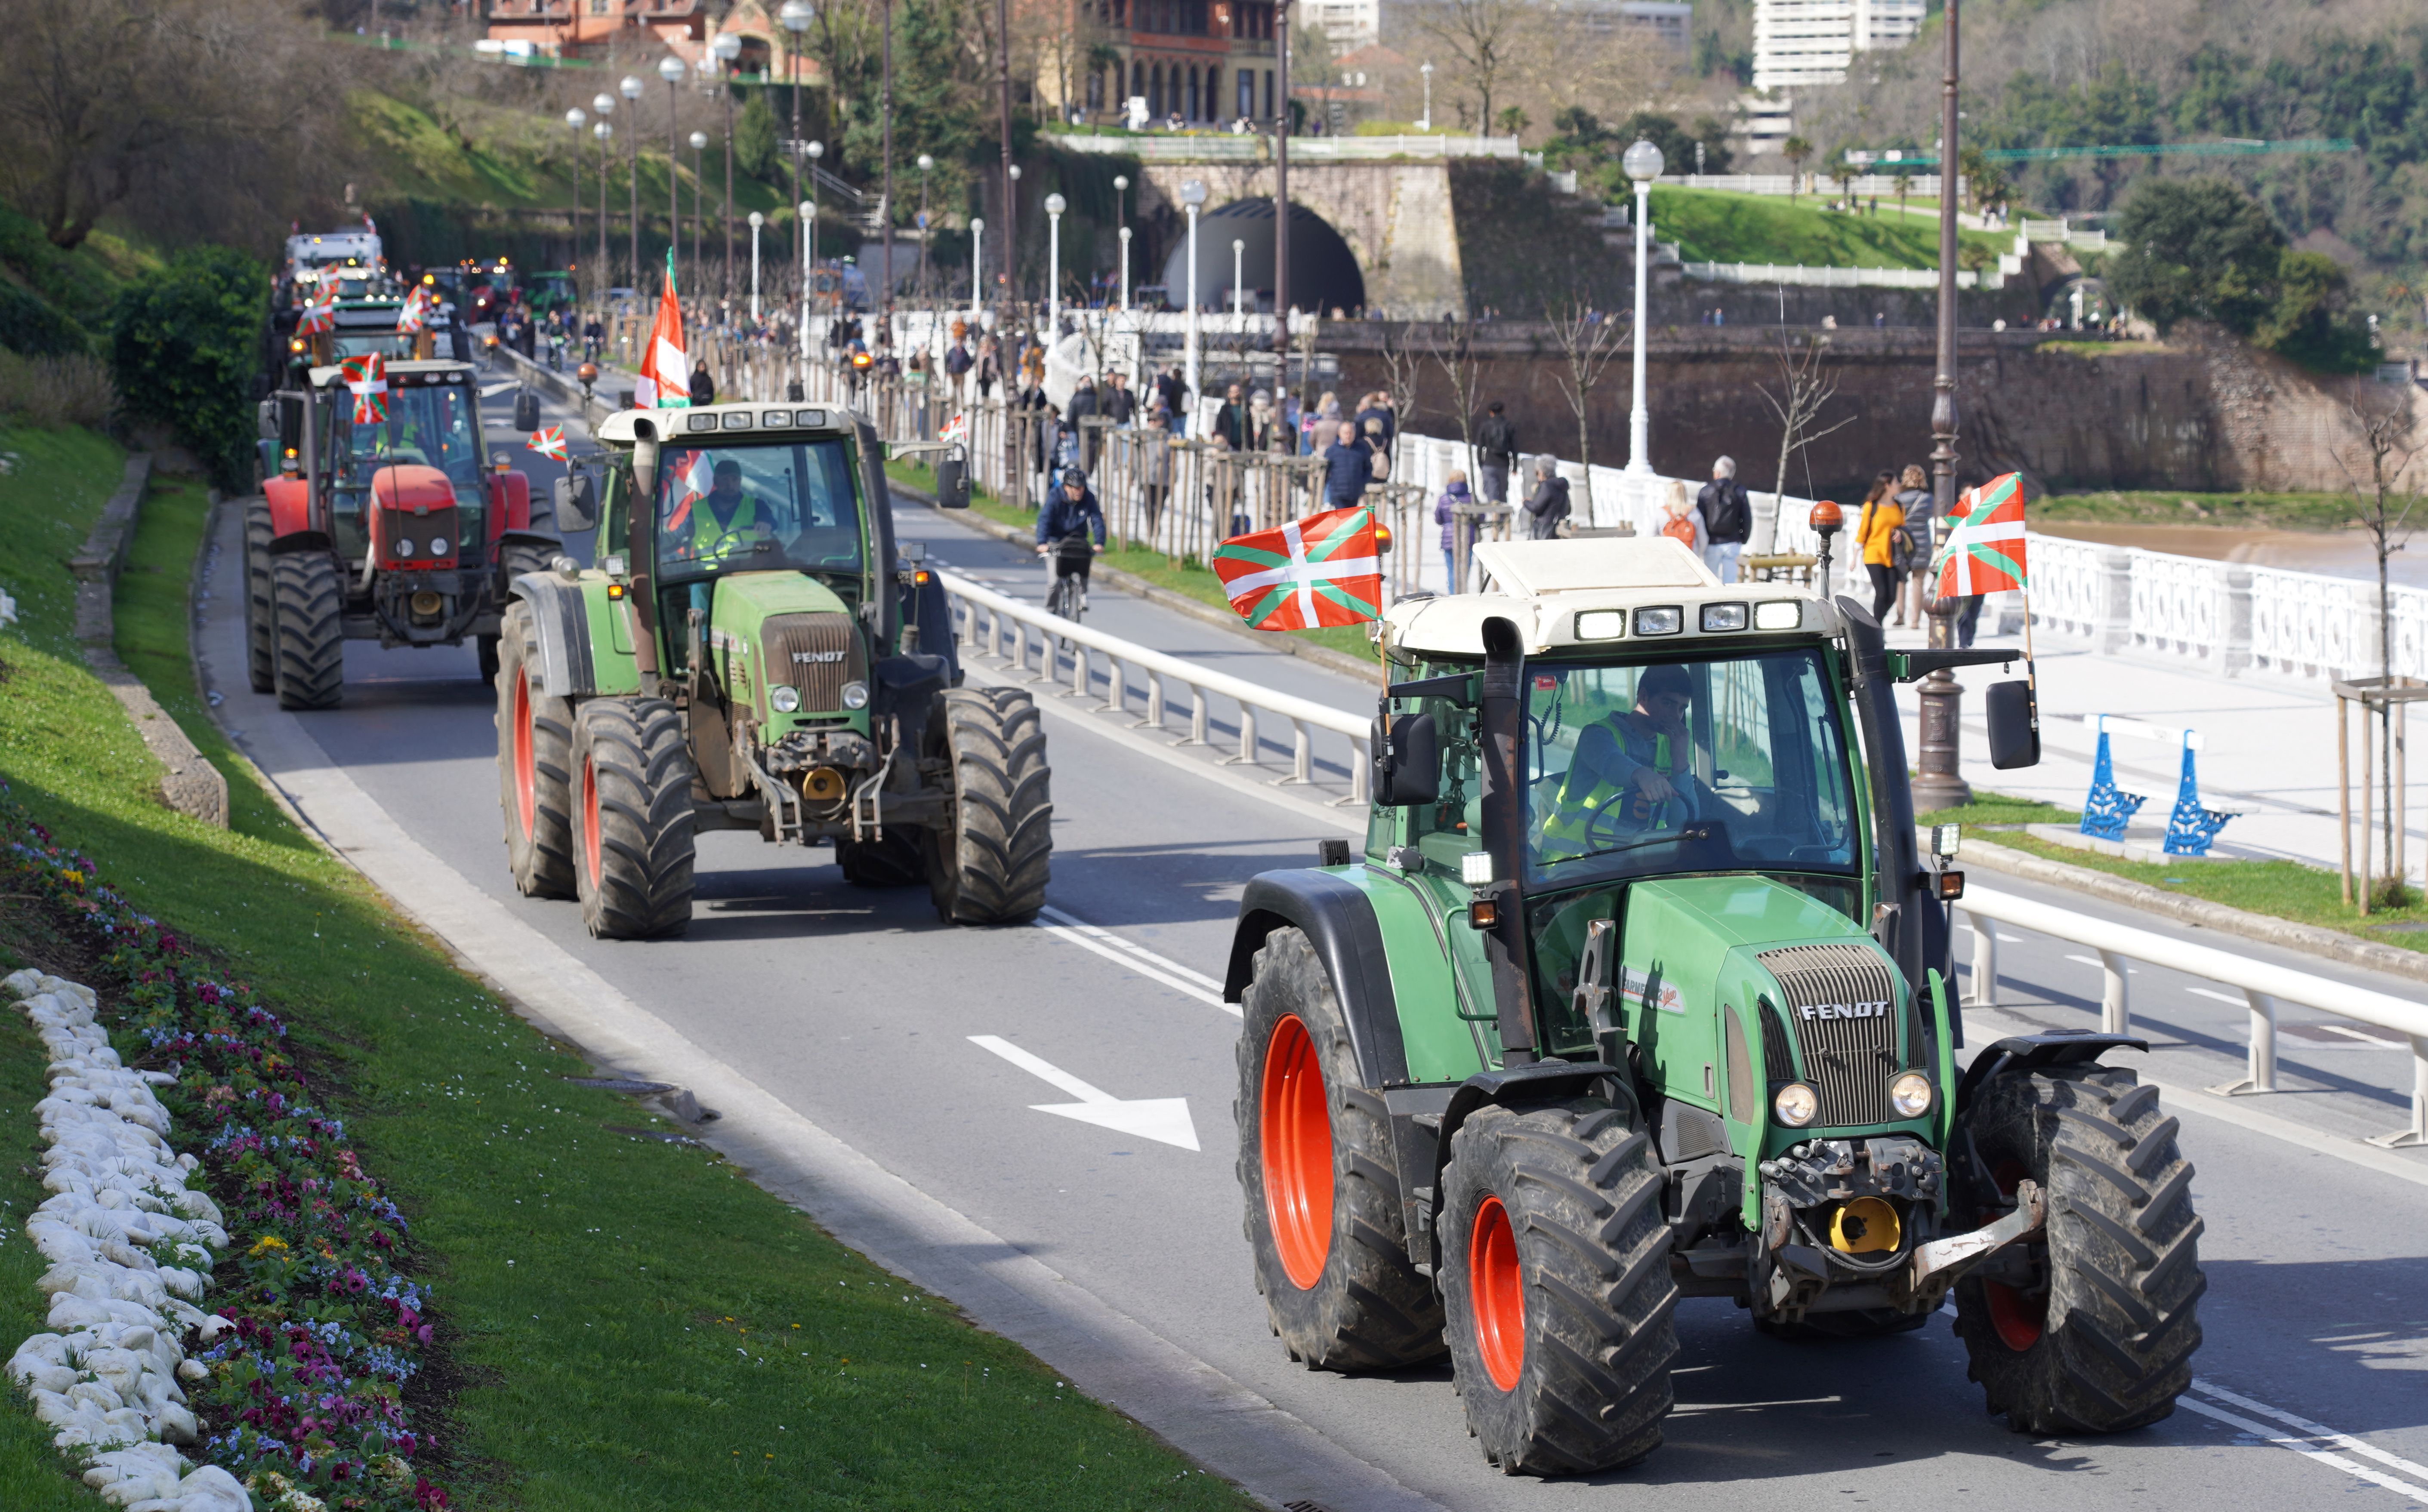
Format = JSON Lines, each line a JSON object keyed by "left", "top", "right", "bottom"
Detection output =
{"left": 1413, "top": 0, "right": 1526, "bottom": 141}
{"left": 1756, "top": 331, "right": 1856, "bottom": 526}
{"left": 1374, "top": 318, "right": 1424, "bottom": 435}
{"left": 1543, "top": 297, "right": 1626, "bottom": 520}
{"left": 2334, "top": 383, "right": 2425, "bottom": 906}
{"left": 1425, "top": 313, "right": 1488, "bottom": 490}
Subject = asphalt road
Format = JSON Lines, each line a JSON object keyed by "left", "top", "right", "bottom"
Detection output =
{"left": 190, "top": 374, "right": 2428, "bottom": 1511}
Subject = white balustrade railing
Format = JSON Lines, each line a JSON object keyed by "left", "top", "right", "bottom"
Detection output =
{"left": 1681, "top": 262, "right": 2007, "bottom": 292}
{"left": 1960, "top": 884, "right": 2428, "bottom": 1148}
{"left": 937, "top": 569, "right": 1373, "bottom": 801}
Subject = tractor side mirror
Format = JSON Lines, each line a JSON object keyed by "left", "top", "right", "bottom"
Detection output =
{"left": 1373, "top": 711, "right": 1439, "bottom": 807}
{"left": 256, "top": 399, "right": 279, "bottom": 440}
{"left": 553, "top": 471, "right": 597, "bottom": 533}
{"left": 935, "top": 452, "right": 971, "bottom": 510}
{"left": 1985, "top": 679, "right": 2041, "bottom": 769}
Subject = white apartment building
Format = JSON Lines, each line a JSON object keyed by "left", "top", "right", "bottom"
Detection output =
{"left": 1752, "top": 0, "right": 1925, "bottom": 91}
{"left": 1309, "top": 0, "right": 1379, "bottom": 54}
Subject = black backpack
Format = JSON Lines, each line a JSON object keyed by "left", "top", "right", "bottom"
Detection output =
{"left": 1702, "top": 481, "right": 1750, "bottom": 543}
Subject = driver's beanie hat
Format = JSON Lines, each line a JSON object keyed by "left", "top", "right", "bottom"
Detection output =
{"left": 1637, "top": 663, "right": 1693, "bottom": 703}
{"left": 713, "top": 459, "right": 744, "bottom": 480}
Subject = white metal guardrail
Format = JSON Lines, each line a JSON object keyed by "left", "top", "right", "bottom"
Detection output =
{"left": 937, "top": 569, "right": 1374, "bottom": 802}
{"left": 1960, "top": 886, "right": 2428, "bottom": 1148}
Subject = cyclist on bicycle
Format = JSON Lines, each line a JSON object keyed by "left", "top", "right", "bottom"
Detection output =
{"left": 1035, "top": 465, "right": 1106, "bottom": 612}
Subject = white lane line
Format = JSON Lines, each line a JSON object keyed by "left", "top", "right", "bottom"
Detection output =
{"left": 2187, "top": 987, "right": 2406, "bottom": 1046}
{"left": 1031, "top": 910, "right": 1234, "bottom": 1013}
{"left": 1040, "top": 905, "right": 1226, "bottom": 987}
{"left": 2193, "top": 1379, "right": 2428, "bottom": 1483}
{"left": 2177, "top": 1395, "right": 2428, "bottom": 1505}
{"left": 2065, "top": 952, "right": 2138, "bottom": 972}
{"left": 966, "top": 1035, "right": 1200, "bottom": 1150}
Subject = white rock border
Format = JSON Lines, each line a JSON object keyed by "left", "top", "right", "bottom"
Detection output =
{"left": 4, "top": 968, "right": 251, "bottom": 1512}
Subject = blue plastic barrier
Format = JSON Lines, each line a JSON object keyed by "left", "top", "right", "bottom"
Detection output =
{"left": 2080, "top": 718, "right": 2239, "bottom": 856}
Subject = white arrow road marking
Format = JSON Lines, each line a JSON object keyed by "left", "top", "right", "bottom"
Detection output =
{"left": 479, "top": 381, "right": 520, "bottom": 397}
{"left": 967, "top": 1035, "right": 1200, "bottom": 1151}
{"left": 1033, "top": 905, "right": 1233, "bottom": 1014}
{"left": 2178, "top": 1390, "right": 2428, "bottom": 1504}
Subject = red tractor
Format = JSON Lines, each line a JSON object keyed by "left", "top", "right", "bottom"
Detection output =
{"left": 248, "top": 359, "right": 565, "bottom": 708}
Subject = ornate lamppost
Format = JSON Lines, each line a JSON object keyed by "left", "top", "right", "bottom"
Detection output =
{"left": 1622, "top": 137, "right": 1663, "bottom": 475}
{"left": 1913, "top": 0, "right": 1973, "bottom": 810}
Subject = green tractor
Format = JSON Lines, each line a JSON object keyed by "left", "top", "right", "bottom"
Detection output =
{"left": 1227, "top": 539, "right": 2201, "bottom": 1475}
{"left": 493, "top": 402, "right": 1049, "bottom": 939}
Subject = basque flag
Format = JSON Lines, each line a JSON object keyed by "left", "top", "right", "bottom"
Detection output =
{"left": 527, "top": 424, "right": 568, "bottom": 461}
{"left": 340, "top": 353, "right": 388, "bottom": 425}
{"left": 1933, "top": 472, "right": 2028, "bottom": 597}
{"left": 297, "top": 289, "right": 336, "bottom": 335}
{"left": 1213, "top": 506, "right": 1383, "bottom": 631}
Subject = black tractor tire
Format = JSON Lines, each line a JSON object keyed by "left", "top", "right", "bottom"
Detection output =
{"left": 1234, "top": 927, "right": 1444, "bottom": 1372}
{"left": 270, "top": 551, "right": 345, "bottom": 710}
{"left": 243, "top": 500, "right": 275, "bottom": 693}
{"left": 1441, "top": 1099, "right": 1677, "bottom": 1476}
{"left": 1952, "top": 1065, "right": 2204, "bottom": 1435}
{"left": 475, "top": 634, "right": 501, "bottom": 685}
{"left": 838, "top": 828, "right": 929, "bottom": 887}
{"left": 494, "top": 601, "right": 577, "bottom": 899}
{"left": 926, "top": 687, "right": 1051, "bottom": 924}
{"left": 570, "top": 697, "right": 697, "bottom": 939}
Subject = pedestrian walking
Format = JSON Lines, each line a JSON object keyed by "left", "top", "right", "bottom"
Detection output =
{"left": 1436, "top": 469, "right": 1475, "bottom": 592}
{"left": 1659, "top": 479, "right": 1705, "bottom": 556}
{"left": 1067, "top": 374, "right": 1101, "bottom": 468}
{"left": 1856, "top": 472, "right": 1906, "bottom": 621}
{"left": 1104, "top": 372, "right": 1136, "bottom": 426}
{"left": 1694, "top": 456, "right": 1752, "bottom": 583}
{"left": 1302, "top": 390, "right": 1339, "bottom": 455}
{"left": 1475, "top": 400, "right": 1518, "bottom": 506}
{"left": 688, "top": 365, "right": 716, "bottom": 407}
{"left": 974, "top": 335, "right": 1000, "bottom": 402}
{"left": 1322, "top": 422, "right": 1370, "bottom": 511}
{"left": 1521, "top": 456, "right": 1570, "bottom": 540}
{"left": 1157, "top": 366, "right": 1191, "bottom": 437}
{"left": 1138, "top": 407, "right": 1174, "bottom": 541}
{"left": 1213, "top": 382, "right": 1247, "bottom": 450}
{"left": 1891, "top": 463, "right": 1934, "bottom": 627}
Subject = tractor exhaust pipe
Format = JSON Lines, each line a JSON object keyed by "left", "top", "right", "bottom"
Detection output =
{"left": 1478, "top": 615, "right": 1539, "bottom": 1065}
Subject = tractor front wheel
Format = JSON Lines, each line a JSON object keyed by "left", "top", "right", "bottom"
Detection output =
{"left": 494, "top": 601, "right": 576, "bottom": 898}
{"left": 1952, "top": 1065, "right": 2203, "bottom": 1434}
{"left": 270, "top": 551, "right": 345, "bottom": 710}
{"left": 1441, "top": 1099, "right": 1676, "bottom": 1476}
{"left": 571, "top": 698, "right": 697, "bottom": 939}
{"left": 1234, "top": 927, "right": 1443, "bottom": 1371}
{"left": 927, "top": 688, "right": 1051, "bottom": 924}
{"left": 242, "top": 500, "right": 275, "bottom": 694}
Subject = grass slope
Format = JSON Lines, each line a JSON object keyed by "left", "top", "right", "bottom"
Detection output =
{"left": 887, "top": 457, "right": 1379, "bottom": 663}
{"left": 2032, "top": 487, "right": 2359, "bottom": 532}
{"left": 0, "top": 428, "right": 1253, "bottom": 1510}
{"left": 1648, "top": 186, "right": 2010, "bottom": 271}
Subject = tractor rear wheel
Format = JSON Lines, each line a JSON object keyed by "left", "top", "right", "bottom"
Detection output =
{"left": 494, "top": 601, "right": 576, "bottom": 899}
{"left": 1952, "top": 1065, "right": 2203, "bottom": 1434}
{"left": 838, "top": 828, "right": 929, "bottom": 887}
{"left": 926, "top": 687, "right": 1050, "bottom": 924}
{"left": 571, "top": 697, "right": 696, "bottom": 939}
{"left": 270, "top": 551, "right": 345, "bottom": 710}
{"left": 242, "top": 500, "right": 275, "bottom": 693}
{"left": 1234, "top": 927, "right": 1444, "bottom": 1371}
{"left": 1441, "top": 1099, "right": 1677, "bottom": 1476}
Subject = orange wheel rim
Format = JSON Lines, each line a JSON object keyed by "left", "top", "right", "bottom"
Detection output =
{"left": 580, "top": 754, "right": 602, "bottom": 890}
{"left": 1470, "top": 1194, "right": 1524, "bottom": 1392}
{"left": 513, "top": 676, "right": 537, "bottom": 841}
{"left": 1259, "top": 1014, "right": 1333, "bottom": 1290}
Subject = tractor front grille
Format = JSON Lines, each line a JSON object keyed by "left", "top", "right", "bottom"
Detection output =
{"left": 758, "top": 610, "right": 864, "bottom": 713}
{"left": 1757, "top": 942, "right": 1902, "bottom": 1128}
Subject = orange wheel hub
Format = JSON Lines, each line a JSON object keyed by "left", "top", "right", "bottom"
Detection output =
{"left": 1260, "top": 1014, "right": 1333, "bottom": 1290}
{"left": 513, "top": 676, "right": 537, "bottom": 841}
{"left": 1470, "top": 1194, "right": 1524, "bottom": 1391}
{"left": 580, "top": 754, "right": 602, "bottom": 890}
{"left": 1985, "top": 1158, "right": 2045, "bottom": 1351}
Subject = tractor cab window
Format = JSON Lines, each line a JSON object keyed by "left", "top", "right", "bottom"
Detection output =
{"left": 1525, "top": 649, "right": 1857, "bottom": 888}
{"left": 651, "top": 440, "right": 865, "bottom": 584}
{"left": 328, "top": 382, "right": 485, "bottom": 497}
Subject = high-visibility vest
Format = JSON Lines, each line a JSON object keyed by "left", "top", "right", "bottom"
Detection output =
{"left": 678, "top": 493, "right": 757, "bottom": 560}
{"left": 1539, "top": 722, "right": 1684, "bottom": 859}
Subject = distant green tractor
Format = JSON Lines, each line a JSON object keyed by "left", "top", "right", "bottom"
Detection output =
{"left": 494, "top": 403, "right": 1048, "bottom": 937}
{"left": 1228, "top": 539, "right": 2201, "bottom": 1474}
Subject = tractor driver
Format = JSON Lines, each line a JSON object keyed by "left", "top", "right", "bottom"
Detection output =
{"left": 1537, "top": 662, "right": 1710, "bottom": 861}
{"left": 676, "top": 458, "right": 775, "bottom": 564}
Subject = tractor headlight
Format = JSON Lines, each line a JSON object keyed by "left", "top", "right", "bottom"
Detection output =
{"left": 839, "top": 680, "right": 870, "bottom": 710}
{"left": 1890, "top": 1071, "right": 1934, "bottom": 1118}
{"left": 1774, "top": 1083, "right": 1818, "bottom": 1127}
{"left": 769, "top": 686, "right": 802, "bottom": 713}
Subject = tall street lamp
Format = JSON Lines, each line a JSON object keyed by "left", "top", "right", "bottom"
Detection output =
{"left": 1179, "top": 178, "right": 1206, "bottom": 409}
{"left": 620, "top": 74, "right": 645, "bottom": 285}
{"left": 1232, "top": 237, "right": 1246, "bottom": 325}
{"left": 1419, "top": 61, "right": 1434, "bottom": 131}
{"left": 879, "top": 0, "right": 895, "bottom": 323}
{"left": 1118, "top": 225, "right": 1131, "bottom": 311}
{"left": 1271, "top": 2, "right": 1292, "bottom": 380}
{"left": 565, "top": 108, "right": 586, "bottom": 278}
{"left": 1113, "top": 173, "right": 1129, "bottom": 231}
{"left": 749, "top": 210, "right": 765, "bottom": 321}
{"left": 804, "top": 141, "right": 824, "bottom": 339}
{"left": 1914, "top": 0, "right": 1973, "bottom": 810}
{"left": 1044, "top": 192, "right": 1065, "bottom": 337}
{"left": 690, "top": 132, "right": 709, "bottom": 272}
{"left": 781, "top": 0, "right": 814, "bottom": 290}
{"left": 916, "top": 153, "right": 934, "bottom": 305}
{"left": 713, "top": 32, "right": 742, "bottom": 297}
{"left": 970, "top": 216, "right": 984, "bottom": 329}
{"left": 660, "top": 56, "right": 686, "bottom": 286}
{"left": 1622, "top": 136, "right": 1663, "bottom": 475}
{"left": 593, "top": 119, "right": 613, "bottom": 312}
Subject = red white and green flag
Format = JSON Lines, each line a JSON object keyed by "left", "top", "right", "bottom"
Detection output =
{"left": 395, "top": 285, "right": 428, "bottom": 334}
{"left": 1213, "top": 505, "right": 1383, "bottom": 630}
{"left": 297, "top": 289, "right": 336, "bottom": 335}
{"left": 340, "top": 353, "right": 388, "bottom": 425}
{"left": 1932, "top": 472, "right": 2027, "bottom": 597}
{"left": 634, "top": 252, "right": 691, "bottom": 410}
{"left": 527, "top": 424, "right": 568, "bottom": 461}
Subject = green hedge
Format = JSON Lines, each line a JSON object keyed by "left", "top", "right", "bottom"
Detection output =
{"left": 0, "top": 283, "right": 89, "bottom": 358}
{"left": 109, "top": 247, "right": 266, "bottom": 488}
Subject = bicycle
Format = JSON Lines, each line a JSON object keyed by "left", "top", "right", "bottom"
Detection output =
{"left": 1044, "top": 534, "right": 1095, "bottom": 624}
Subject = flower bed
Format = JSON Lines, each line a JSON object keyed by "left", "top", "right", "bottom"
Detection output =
{"left": 4, "top": 796, "right": 452, "bottom": 1512}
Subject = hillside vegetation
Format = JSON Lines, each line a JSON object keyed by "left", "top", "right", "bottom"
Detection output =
{"left": 1648, "top": 187, "right": 2015, "bottom": 269}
